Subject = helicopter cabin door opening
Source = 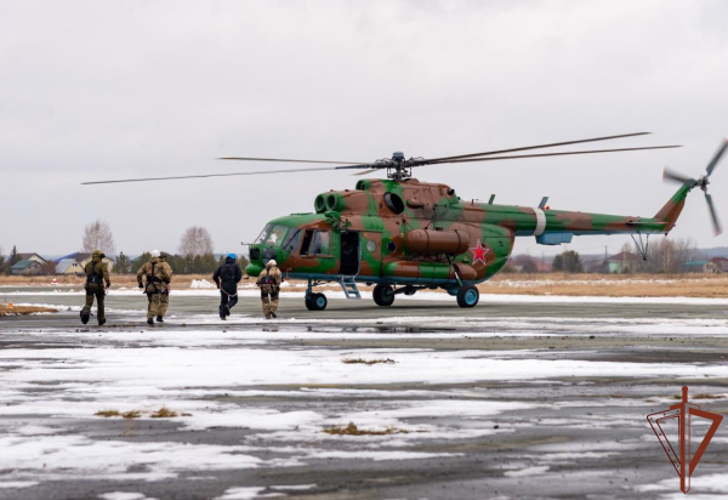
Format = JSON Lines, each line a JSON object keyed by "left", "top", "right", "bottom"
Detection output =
{"left": 340, "top": 232, "right": 360, "bottom": 276}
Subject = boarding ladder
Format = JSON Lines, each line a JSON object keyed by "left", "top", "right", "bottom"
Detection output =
{"left": 338, "top": 275, "right": 362, "bottom": 300}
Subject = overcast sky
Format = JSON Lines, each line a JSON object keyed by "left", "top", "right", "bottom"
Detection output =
{"left": 2, "top": 0, "right": 728, "bottom": 258}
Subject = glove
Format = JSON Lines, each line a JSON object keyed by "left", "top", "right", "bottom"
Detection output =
{"left": 138, "top": 283, "right": 144, "bottom": 289}
{"left": 106, "top": 282, "right": 111, "bottom": 289}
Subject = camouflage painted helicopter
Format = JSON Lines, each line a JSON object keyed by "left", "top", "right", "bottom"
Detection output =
{"left": 85, "top": 132, "right": 726, "bottom": 309}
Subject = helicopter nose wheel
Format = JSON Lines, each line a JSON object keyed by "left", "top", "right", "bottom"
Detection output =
{"left": 305, "top": 292, "right": 328, "bottom": 311}
{"left": 373, "top": 284, "right": 395, "bottom": 307}
{"left": 457, "top": 285, "right": 480, "bottom": 308}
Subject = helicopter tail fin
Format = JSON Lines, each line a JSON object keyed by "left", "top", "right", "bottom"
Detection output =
{"left": 653, "top": 184, "right": 693, "bottom": 232}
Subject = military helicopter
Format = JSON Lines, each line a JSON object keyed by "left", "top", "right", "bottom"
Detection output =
{"left": 85, "top": 132, "right": 726, "bottom": 309}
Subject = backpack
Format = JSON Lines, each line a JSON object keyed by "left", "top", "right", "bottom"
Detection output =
{"left": 86, "top": 262, "right": 103, "bottom": 285}
{"left": 220, "top": 263, "right": 237, "bottom": 284}
{"left": 259, "top": 268, "right": 276, "bottom": 286}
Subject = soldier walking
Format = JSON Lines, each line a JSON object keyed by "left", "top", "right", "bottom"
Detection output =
{"left": 158, "top": 253, "right": 172, "bottom": 320}
{"left": 256, "top": 259, "right": 282, "bottom": 320}
{"left": 213, "top": 253, "right": 243, "bottom": 320}
{"left": 80, "top": 249, "right": 110, "bottom": 326}
{"left": 136, "top": 249, "right": 173, "bottom": 325}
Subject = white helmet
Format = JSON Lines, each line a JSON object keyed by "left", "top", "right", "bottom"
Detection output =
{"left": 150, "top": 249, "right": 161, "bottom": 258}
{"left": 266, "top": 259, "right": 277, "bottom": 267}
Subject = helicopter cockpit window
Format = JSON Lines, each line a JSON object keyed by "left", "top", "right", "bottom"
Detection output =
{"left": 310, "top": 230, "right": 331, "bottom": 256}
{"left": 282, "top": 228, "right": 302, "bottom": 253}
{"left": 255, "top": 224, "right": 288, "bottom": 247}
{"left": 254, "top": 224, "right": 273, "bottom": 245}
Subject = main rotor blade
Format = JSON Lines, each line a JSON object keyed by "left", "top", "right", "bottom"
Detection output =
{"left": 705, "top": 139, "right": 728, "bottom": 177}
{"left": 424, "top": 132, "right": 653, "bottom": 163}
{"left": 426, "top": 145, "right": 681, "bottom": 165}
{"left": 81, "top": 165, "right": 357, "bottom": 185}
{"left": 663, "top": 167, "right": 696, "bottom": 185}
{"left": 352, "top": 169, "right": 379, "bottom": 176}
{"left": 219, "top": 156, "right": 366, "bottom": 165}
{"left": 705, "top": 192, "right": 723, "bottom": 236}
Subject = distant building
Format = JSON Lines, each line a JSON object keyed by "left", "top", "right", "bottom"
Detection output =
{"left": 10, "top": 259, "right": 43, "bottom": 276}
{"left": 602, "top": 251, "right": 646, "bottom": 274}
{"left": 16, "top": 253, "right": 47, "bottom": 264}
{"left": 705, "top": 256, "right": 728, "bottom": 273}
{"left": 56, "top": 258, "right": 84, "bottom": 275}
{"left": 54, "top": 252, "right": 115, "bottom": 274}
{"left": 508, "top": 255, "right": 550, "bottom": 273}
{"left": 682, "top": 260, "right": 709, "bottom": 273}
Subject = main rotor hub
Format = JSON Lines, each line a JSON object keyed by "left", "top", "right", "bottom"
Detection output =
{"left": 385, "top": 151, "right": 412, "bottom": 181}
{"left": 699, "top": 175, "right": 710, "bottom": 192}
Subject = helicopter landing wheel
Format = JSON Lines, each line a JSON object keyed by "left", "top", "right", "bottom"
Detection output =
{"left": 457, "top": 284, "right": 479, "bottom": 308}
{"left": 305, "top": 292, "right": 328, "bottom": 311}
{"left": 373, "top": 284, "right": 395, "bottom": 307}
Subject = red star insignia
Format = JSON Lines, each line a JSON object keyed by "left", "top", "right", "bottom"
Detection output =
{"left": 470, "top": 240, "right": 489, "bottom": 265}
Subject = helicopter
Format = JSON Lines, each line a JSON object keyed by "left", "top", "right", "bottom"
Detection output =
{"left": 84, "top": 132, "right": 726, "bottom": 310}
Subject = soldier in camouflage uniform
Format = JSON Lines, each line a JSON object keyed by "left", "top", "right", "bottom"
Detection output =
{"left": 256, "top": 259, "right": 282, "bottom": 319}
{"left": 136, "top": 249, "right": 173, "bottom": 325}
{"left": 157, "top": 253, "right": 171, "bottom": 320}
{"left": 80, "top": 249, "right": 111, "bottom": 326}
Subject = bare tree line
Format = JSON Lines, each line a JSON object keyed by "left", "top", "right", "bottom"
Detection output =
{"left": 78, "top": 221, "right": 216, "bottom": 259}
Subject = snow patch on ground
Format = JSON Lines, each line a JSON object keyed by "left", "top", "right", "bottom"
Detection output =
{"left": 0, "top": 481, "right": 38, "bottom": 489}
{"left": 9, "top": 287, "right": 728, "bottom": 305}
{"left": 637, "top": 473, "right": 728, "bottom": 494}
{"left": 190, "top": 279, "right": 216, "bottom": 289}
{"left": 0, "top": 433, "right": 263, "bottom": 481}
{"left": 98, "top": 493, "right": 158, "bottom": 500}
{"left": 504, "top": 465, "right": 550, "bottom": 477}
{"left": 214, "top": 487, "right": 276, "bottom": 500}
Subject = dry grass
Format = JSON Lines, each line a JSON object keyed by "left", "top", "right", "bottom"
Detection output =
{"left": 0, "top": 274, "right": 215, "bottom": 288}
{"left": 95, "top": 410, "right": 121, "bottom": 418}
{"left": 693, "top": 393, "right": 724, "bottom": 400}
{"left": 95, "top": 407, "right": 190, "bottom": 419}
{"left": 477, "top": 273, "right": 728, "bottom": 298}
{"left": 323, "top": 422, "right": 414, "bottom": 436}
{"left": 151, "top": 407, "right": 179, "bottom": 418}
{"left": 671, "top": 393, "right": 723, "bottom": 400}
{"left": 0, "top": 304, "right": 57, "bottom": 317}
{"left": 4, "top": 272, "right": 728, "bottom": 297}
{"left": 341, "top": 358, "right": 396, "bottom": 365}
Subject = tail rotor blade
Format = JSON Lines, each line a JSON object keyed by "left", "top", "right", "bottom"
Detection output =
{"left": 706, "top": 139, "right": 728, "bottom": 177}
{"left": 663, "top": 167, "right": 696, "bottom": 185}
{"left": 705, "top": 192, "right": 723, "bottom": 236}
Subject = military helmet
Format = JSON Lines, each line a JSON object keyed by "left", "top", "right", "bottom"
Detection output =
{"left": 266, "top": 259, "right": 277, "bottom": 267}
{"left": 92, "top": 249, "right": 105, "bottom": 259}
{"left": 150, "top": 249, "right": 161, "bottom": 258}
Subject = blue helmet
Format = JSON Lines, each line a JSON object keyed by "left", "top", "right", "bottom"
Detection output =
{"left": 227, "top": 253, "right": 236, "bottom": 260}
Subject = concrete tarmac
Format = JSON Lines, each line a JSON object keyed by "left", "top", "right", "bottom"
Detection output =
{"left": 1, "top": 290, "right": 727, "bottom": 500}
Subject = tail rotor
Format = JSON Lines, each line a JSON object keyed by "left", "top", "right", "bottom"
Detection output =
{"left": 663, "top": 139, "right": 728, "bottom": 236}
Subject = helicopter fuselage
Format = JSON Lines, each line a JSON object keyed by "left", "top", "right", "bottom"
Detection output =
{"left": 245, "top": 178, "right": 674, "bottom": 296}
